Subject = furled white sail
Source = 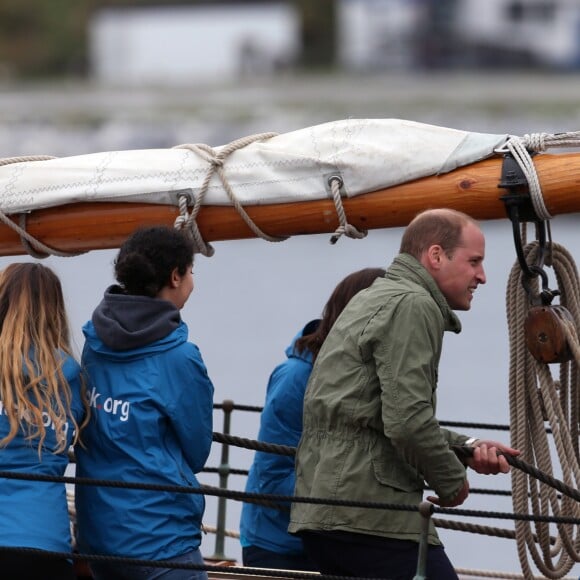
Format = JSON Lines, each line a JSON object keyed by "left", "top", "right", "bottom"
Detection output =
{"left": 0, "top": 119, "right": 508, "bottom": 214}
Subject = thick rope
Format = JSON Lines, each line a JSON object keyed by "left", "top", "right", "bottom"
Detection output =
{"left": 172, "top": 133, "right": 287, "bottom": 255}
{"left": 0, "top": 209, "right": 84, "bottom": 258}
{"left": 506, "top": 241, "right": 580, "bottom": 578}
{"left": 0, "top": 155, "right": 84, "bottom": 258}
{"left": 455, "top": 568, "right": 578, "bottom": 580}
{"left": 0, "top": 155, "right": 56, "bottom": 166}
{"left": 1, "top": 131, "right": 370, "bottom": 258}
{"left": 328, "top": 176, "right": 367, "bottom": 244}
{"left": 495, "top": 131, "right": 580, "bottom": 221}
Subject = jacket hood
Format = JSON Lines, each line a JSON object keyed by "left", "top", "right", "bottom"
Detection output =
{"left": 286, "top": 319, "right": 320, "bottom": 363}
{"left": 87, "top": 285, "right": 182, "bottom": 352}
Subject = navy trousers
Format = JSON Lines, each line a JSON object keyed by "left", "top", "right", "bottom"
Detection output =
{"left": 0, "top": 551, "right": 76, "bottom": 580}
{"left": 242, "top": 545, "right": 319, "bottom": 572}
{"left": 301, "top": 531, "right": 459, "bottom": 580}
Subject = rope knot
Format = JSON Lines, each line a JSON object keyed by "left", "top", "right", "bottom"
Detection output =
{"left": 330, "top": 223, "right": 368, "bottom": 245}
{"left": 522, "top": 132, "right": 548, "bottom": 153}
{"left": 327, "top": 174, "right": 367, "bottom": 245}
{"left": 171, "top": 133, "right": 285, "bottom": 254}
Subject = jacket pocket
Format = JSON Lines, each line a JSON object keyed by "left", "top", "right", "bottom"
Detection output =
{"left": 370, "top": 438, "right": 424, "bottom": 493}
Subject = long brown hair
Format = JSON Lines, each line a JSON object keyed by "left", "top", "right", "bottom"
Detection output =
{"left": 0, "top": 263, "right": 86, "bottom": 455}
{"left": 295, "top": 267, "right": 386, "bottom": 360}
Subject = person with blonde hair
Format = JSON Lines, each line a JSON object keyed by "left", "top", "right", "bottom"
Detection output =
{"left": 0, "top": 262, "right": 87, "bottom": 579}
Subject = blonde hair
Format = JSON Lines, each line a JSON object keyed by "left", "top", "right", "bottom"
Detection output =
{"left": 0, "top": 263, "right": 86, "bottom": 455}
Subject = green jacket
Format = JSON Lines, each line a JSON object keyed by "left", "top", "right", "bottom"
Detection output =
{"left": 288, "top": 253, "right": 471, "bottom": 545}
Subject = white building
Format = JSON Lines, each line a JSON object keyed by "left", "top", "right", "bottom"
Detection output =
{"left": 456, "top": 0, "right": 580, "bottom": 68}
{"left": 337, "top": 0, "right": 423, "bottom": 70}
{"left": 89, "top": 0, "right": 580, "bottom": 85}
{"left": 89, "top": 3, "right": 300, "bottom": 85}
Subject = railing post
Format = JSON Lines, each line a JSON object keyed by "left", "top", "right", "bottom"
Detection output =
{"left": 207, "top": 399, "right": 236, "bottom": 562}
{"left": 413, "top": 501, "right": 435, "bottom": 580}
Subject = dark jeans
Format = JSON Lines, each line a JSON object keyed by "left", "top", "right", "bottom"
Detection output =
{"left": 89, "top": 548, "right": 208, "bottom": 580}
{"left": 301, "top": 531, "right": 459, "bottom": 580}
{"left": 242, "top": 545, "right": 318, "bottom": 572}
{"left": 0, "top": 551, "right": 76, "bottom": 580}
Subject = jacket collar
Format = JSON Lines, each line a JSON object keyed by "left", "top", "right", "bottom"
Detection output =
{"left": 388, "top": 253, "right": 462, "bottom": 334}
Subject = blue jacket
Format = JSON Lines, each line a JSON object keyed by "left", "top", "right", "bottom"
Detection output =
{"left": 0, "top": 354, "right": 85, "bottom": 553}
{"left": 240, "top": 320, "right": 319, "bottom": 555}
{"left": 75, "top": 286, "right": 214, "bottom": 560}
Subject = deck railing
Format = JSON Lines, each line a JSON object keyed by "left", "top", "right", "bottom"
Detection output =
{"left": 205, "top": 399, "right": 516, "bottom": 564}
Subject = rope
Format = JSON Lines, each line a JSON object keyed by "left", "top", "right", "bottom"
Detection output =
{"left": 495, "top": 131, "right": 580, "bottom": 221}
{"left": 202, "top": 524, "right": 240, "bottom": 539}
{"left": 0, "top": 210, "right": 84, "bottom": 258}
{"left": 506, "top": 240, "right": 580, "bottom": 578}
{"left": 0, "top": 132, "right": 370, "bottom": 258}
{"left": 456, "top": 568, "right": 578, "bottom": 580}
{"left": 213, "top": 433, "right": 580, "bottom": 504}
{"left": 0, "top": 154, "right": 84, "bottom": 258}
{"left": 327, "top": 175, "right": 367, "bottom": 244}
{"left": 172, "top": 132, "right": 287, "bottom": 255}
{"left": 0, "top": 155, "right": 56, "bottom": 166}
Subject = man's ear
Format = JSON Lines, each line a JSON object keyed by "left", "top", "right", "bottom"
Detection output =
{"left": 424, "top": 245, "right": 443, "bottom": 271}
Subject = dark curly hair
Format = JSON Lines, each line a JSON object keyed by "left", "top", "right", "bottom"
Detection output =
{"left": 114, "top": 226, "right": 195, "bottom": 297}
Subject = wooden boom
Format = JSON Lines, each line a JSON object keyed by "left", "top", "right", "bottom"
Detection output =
{"left": 0, "top": 153, "right": 579, "bottom": 256}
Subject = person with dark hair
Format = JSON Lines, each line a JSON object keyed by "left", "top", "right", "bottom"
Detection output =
{"left": 0, "top": 262, "right": 87, "bottom": 579}
{"left": 240, "top": 267, "right": 386, "bottom": 571}
{"left": 289, "top": 209, "right": 520, "bottom": 580}
{"left": 74, "top": 226, "right": 215, "bottom": 580}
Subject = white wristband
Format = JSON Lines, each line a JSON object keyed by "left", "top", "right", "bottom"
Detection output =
{"left": 464, "top": 437, "right": 479, "bottom": 447}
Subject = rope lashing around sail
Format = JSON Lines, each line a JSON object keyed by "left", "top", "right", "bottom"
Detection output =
{"left": 172, "top": 132, "right": 285, "bottom": 256}
{"left": 327, "top": 174, "right": 367, "bottom": 244}
{"left": 1, "top": 130, "right": 373, "bottom": 258}
{"left": 0, "top": 155, "right": 84, "bottom": 258}
{"left": 172, "top": 137, "right": 366, "bottom": 253}
{"left": 506, "top": 240, "right": 580, "bottom": 579}
{"left": 495, "top": 130, "right": 580, "bottom": 221}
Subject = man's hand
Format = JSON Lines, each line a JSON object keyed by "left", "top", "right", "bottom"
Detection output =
{"left": 467, "top": 440, "right": 520, "bottom": 475}
{"left": 427, "top": 479, "right": 469, "bottom": 507}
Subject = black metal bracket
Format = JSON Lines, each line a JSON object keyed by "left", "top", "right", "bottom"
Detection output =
{"left": 498, "top": 153, "right": 558, "bottom": 306}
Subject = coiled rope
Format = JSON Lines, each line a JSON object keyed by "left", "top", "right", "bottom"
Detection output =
{"left": 506, "top": 240, "right": 580, "bottom": 578}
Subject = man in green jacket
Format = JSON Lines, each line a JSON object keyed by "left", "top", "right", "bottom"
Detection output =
{"left": 288, "top": 208, "right": 520, "bottom": 580}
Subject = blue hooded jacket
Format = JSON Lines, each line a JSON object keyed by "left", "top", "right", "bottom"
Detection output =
{"left": 239, "top": 320, "right": 319, "bottom": 555}
{"left": 0, "top": 354, "right": 85, "bottom": 553}
{"left": 75, "top": 286, "right": 214, "bottom": 560}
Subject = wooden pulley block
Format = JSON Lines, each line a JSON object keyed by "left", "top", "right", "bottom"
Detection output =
{"left": 524, "top": 305, "right": 574, "bottom": 364}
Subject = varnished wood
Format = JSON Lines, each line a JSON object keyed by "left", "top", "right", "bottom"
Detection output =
{"left": 0, "top": 153, "right": 579, "bottom": 256}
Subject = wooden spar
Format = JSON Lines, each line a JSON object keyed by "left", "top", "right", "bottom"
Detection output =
{"left": 0, "top": 152, "right": 579, "bottom": 257}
